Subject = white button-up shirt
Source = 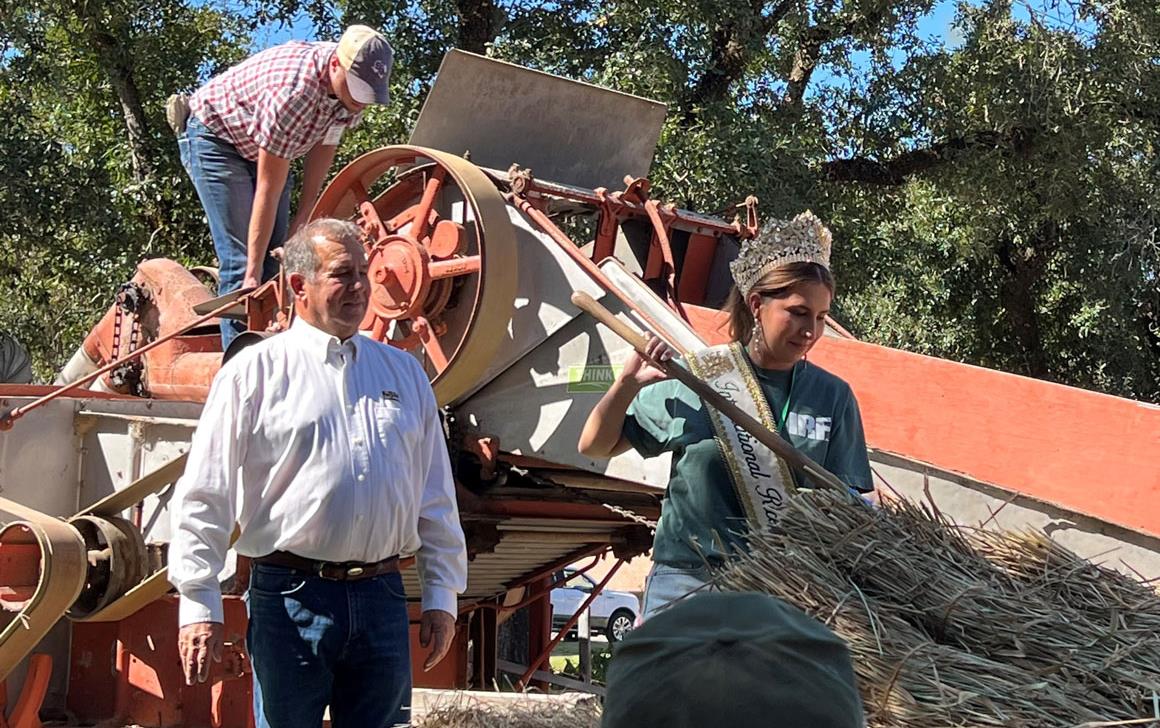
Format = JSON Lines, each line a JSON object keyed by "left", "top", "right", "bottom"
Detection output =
{"left": 169, "top": 318, "right": 467, "bottom": 626}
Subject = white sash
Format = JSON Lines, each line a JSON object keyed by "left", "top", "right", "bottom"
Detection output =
{"left": 685, "top": 342, "right": 797, "bottom": 532}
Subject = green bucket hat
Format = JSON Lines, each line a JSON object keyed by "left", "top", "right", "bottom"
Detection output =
{"left": 602, "top": 592, "right": 864, "bottom": 728}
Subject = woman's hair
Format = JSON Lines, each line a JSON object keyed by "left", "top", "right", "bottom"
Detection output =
{"left": 725, "top": 262, "right": 835, "bottom": 343}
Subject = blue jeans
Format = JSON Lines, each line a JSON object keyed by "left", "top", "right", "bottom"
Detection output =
{"left": 177, "top": 115, "right": 291, "bottom": 350}
{"left": 246, "top": 563, "right": 413, "bottom": 728}
{"left": 641, "top": 564, "right": 715, "bottom": 621}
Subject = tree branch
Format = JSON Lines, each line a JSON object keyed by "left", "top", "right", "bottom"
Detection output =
{"left": 783, "top": 3, "right": 892, "bottom": 108}
{"left": 680, "top": 0, "right": 795, "bottom": 116}
{"left": 820, "top": 127, "right": 1037, "bottom": 185}
{"left": 784, "top": 27, "right": 827, "bottom": 108}
{"left": 454, "top": 0, "right": 500, "bottom": 54}
{"left": 71, "top": 1, "right": 154, "bottom": 186}
{"left": 996, "top": 221, "right": 1057, "bottom": 379}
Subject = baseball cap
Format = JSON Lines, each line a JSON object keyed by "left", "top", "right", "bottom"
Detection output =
{"left": 602, "top": 592, "right": 865, "bottom": 728}
{"left": 336, "top": 25, "right": 393, "bottom": 105}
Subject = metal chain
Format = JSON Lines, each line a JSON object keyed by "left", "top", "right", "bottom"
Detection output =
{"left": 109, "top": 282, "right": 149, "bottom": 396}
{"left": 111, "top": 306, "right": 124, "bottom": 359}
{"left": 127, "top": 314, "right": 141, "bottom": 355}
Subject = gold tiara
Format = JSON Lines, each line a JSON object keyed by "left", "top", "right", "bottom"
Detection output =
{"left": 729, "top": 211, "right": 833, "bottom": 295}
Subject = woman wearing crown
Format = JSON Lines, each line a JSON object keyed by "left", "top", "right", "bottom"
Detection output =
{"left": 579, "top": 212, "right": 874, "bottom": 619}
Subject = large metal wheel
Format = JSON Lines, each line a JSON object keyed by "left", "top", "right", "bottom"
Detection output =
{"left": 311, "top": 145, "right": 518, "bottom": 406}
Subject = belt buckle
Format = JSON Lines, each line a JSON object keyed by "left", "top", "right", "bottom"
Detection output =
{"left": 316, "top": 561, "right": 366, "bottom": 580}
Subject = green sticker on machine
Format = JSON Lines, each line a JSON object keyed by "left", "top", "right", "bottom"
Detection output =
{"left": 568, "top": 364, "right": 623, "bottom": 393}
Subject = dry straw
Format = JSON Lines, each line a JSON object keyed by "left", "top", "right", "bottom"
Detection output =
{"left": 415, "top": 697, "right": 601, "bottom": 728}
{"left": 361, "top": 491, "right": 1160, "bottom": 728}
{"left": 716, "top": 491, "right": 1160, "bottom": 727}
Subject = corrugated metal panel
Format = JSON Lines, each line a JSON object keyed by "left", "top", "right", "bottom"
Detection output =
{"left": 402, "top": 510, "right": 631, "bottom": 602}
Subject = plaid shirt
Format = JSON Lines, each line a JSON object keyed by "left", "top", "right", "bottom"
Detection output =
{"left": 190, "top": 41, "right": 361, "bottom": 162}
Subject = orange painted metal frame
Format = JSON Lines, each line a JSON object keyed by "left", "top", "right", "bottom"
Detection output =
{"left": 0, "top": 653, "right": 51, "bottom": 728}
{"left": 69, "top": 597, "right": 254, "bottom": 728}
{"left": 0, "top": 282, "right": 259, "bottom": 430}
{"left": 516, "top": 558, "right": 625, "bottom": 690}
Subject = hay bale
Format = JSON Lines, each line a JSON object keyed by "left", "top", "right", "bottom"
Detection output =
{"left": 972, "top": 528, "right": 1160, "bottom": 635}
{"left": 414, "top": 695, "right": 601, "bottom": 728}
{"left": 716, "top": 491, "right": 1160, "bottom": 726}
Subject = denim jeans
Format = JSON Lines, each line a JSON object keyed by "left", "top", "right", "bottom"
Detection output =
{"left": 177, "top": 115, "right": 291, "bottom": 350}
{"left": 246, "top": 563, "right": 413, "bottom": 728}
{"left": 640, "top": 563, "right": 715, "bottom": 621}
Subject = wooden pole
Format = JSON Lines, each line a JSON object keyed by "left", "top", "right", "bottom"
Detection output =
{"left": 571, "top": 291, "right": 850, "bottom": 494}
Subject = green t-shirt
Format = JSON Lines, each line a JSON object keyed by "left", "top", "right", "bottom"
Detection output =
{"left": 623, "top": 354, "right": 873, "bottom": 567}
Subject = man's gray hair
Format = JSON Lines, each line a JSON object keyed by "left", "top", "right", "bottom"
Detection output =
{"left": 283, "top": 218, "right": 364, "bottom": 279}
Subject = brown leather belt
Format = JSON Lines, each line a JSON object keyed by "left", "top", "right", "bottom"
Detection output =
{"left": 254, "top": 551, "right": 400, "bottom": 581}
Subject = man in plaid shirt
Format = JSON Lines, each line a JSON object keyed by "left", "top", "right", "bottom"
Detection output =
{"left": 178, "top": 26, "right": 393, "bottom": 349}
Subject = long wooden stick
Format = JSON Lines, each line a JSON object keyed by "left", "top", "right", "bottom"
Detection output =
{"left": 572, "top": 291, "right": 849, "bottom": 494}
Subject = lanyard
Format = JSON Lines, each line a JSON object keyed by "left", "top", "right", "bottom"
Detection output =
{"left": 744, "top": 347, "right": 800, "bottom": 430}
{"left": 773, "top": 362, "right": 798, "bottom": 431}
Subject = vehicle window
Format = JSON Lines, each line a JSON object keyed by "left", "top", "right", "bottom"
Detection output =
{"left": 563, "top": 572, "right": 592, "bottom": 591}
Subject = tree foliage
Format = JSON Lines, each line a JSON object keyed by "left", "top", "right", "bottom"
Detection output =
{"left": 1, "top": 0, "right": 1156, "bottom": 401}
{"left": 0, "top": 0, "right": 248, "bottom": 375}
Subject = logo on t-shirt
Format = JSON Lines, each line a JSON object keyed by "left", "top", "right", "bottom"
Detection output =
{"left": 787, "top": 413, "right": 831, "bottom": 441}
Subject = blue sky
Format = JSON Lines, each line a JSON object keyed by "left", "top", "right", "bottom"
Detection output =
{"left": 921, "top": 0, "right": 965, "bottom": 46}
{"left": 249, "top": 0, "right": 969, "bottom": 49}
{"left": 243, "top": 0, "right": 1095, "bottom": 73}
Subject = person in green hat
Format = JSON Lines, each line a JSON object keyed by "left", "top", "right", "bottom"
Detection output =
{"left": 602, "top": 592, "right": 864, "bottom": 728}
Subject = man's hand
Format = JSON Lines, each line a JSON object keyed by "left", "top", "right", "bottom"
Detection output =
{"left": 419, "top": 609, "right": 456, "bottom": 671}
{"left": 179, "top": 621, "right": 224, "bottom": 685}
{"left": 288, "top": 210, "right": 310, "bottom": 237}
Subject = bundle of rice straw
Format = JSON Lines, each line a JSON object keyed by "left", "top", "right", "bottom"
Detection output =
{"left": 716, "top": 491, "right": 1160, "bottom": 727}
{"left": 973, "top": 529, "right": 1160, "bottom": 635}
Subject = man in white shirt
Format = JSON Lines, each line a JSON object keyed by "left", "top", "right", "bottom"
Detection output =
{"left": 169, "top": 218, "right": 467, "bottom": 728}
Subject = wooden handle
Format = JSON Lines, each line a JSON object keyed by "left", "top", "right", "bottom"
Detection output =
{"left": 571, "top": 291, "right": 848, "bottom": 493}
{"left": 573, "top": 291, "right": 653, "bottom": 352}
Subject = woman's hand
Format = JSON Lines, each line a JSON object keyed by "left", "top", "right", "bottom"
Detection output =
{"left": 620, "top": 335, "right": 674, "bottom": 388}
{"left": 578, "top": 335, "right": 674, "bottom": 459}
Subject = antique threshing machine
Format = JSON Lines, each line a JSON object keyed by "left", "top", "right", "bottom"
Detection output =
{"left": 0, "top": 51, "right": 757, "bottom": 726}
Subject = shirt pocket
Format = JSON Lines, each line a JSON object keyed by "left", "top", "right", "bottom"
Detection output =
{"left": 370, "top": 400, "right": 417, "bottom": 448}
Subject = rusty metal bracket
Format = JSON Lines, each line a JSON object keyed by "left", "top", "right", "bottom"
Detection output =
{"left": 611, "top": 524, "right": 654, "bottom": 560}
{"left": 1, "top": 290, "right": 265, "bottom": 431}
{"left": 736, "top": 195, "right": 760, "bottom": 238}
{"left": 592, "top": 187, "right": 622, "bottom": 262}
{"left": 620, "top": 176, "right": 650, "bottom": 205}
{"left": 642, "top": 199, "right": 688, "bottom": 320}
